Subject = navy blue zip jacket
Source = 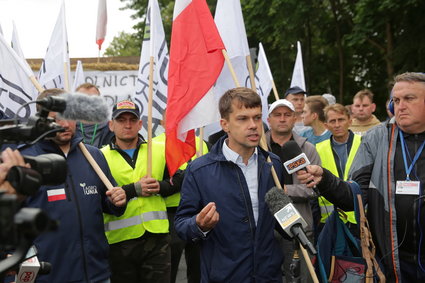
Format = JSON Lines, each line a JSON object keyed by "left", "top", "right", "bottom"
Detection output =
{"left": 20, "top": 135, "right": 125, "bottom": 283}
{"left": 175, "top": 136, "right": 284, "bottom": 283}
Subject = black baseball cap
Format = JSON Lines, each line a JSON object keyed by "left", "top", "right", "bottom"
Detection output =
{"left": 112, "top": 100, "right": 141, "bottom": 119}
{"left": 284, "top": 86, "right": 307, "bottom": 97}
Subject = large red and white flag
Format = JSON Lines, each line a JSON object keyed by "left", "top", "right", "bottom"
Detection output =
{"left": 0, "top": 33, "right": 37, "bottom": 119}
{"left": 96, "top": 0, "right": 107, "bottom": 50}
{"left": 38, "top": 1, "right": 71, "bottom": 91}
{"left": 290, "top": 41, "right": 306, "bottom": 91}
{"left": 166, "top": 0, "right": 225, "bottom": 176}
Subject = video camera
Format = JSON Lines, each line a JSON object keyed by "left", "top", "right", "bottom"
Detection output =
{"left": 0, "top": 98, "right": 68, "bottom": 277}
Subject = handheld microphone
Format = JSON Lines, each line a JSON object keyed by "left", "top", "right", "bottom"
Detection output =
{"left": 36, "top": 92, "right": 111, "bottom": 123}
{"left": 265, "top": 186, "right": 317, "bottom": 255}
{"left": 281, "top": 141, "right": 310, "bottom": 174}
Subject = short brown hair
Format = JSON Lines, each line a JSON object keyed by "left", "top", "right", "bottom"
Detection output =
{"left": 324, "top": 103, "right": 350, "bottom": 122}
{"left": 76, "top": 83, "right": 100, "bottom": 94}
{"left": 36, "top": 88, "right": 66, "bottom": 111}
{"left": 219, "top": 87, "right": 261, "bottom": 120}
{"left": 305, "top": 95, "right": 328, "bottom": 122}
{"left": 353, "top": 89, "right": 374, "bottom": 103}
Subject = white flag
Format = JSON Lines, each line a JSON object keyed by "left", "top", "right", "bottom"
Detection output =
{"left": 0, "top": 34, "right": 37, "bottom": 119}
{"left": 290, "top": 41, "right": 306, "bottom": 91}
{"left": 38, "top": 1, "right": 71, "bottom": 91}
{"left": 0, "top": 23, "right": 3, "bottom": 36}
{"left": 255, "top": 43, "right": 273, "bottom": 123}
{"left": 72, "top": 60, "right": 85, "bottom": 91}
{"left": 205, "top": 0, "right": 251, "bottom": 137}
{"left": 133, "top": 0, "right": 169, "bottom": 138}
{"left": 11, "top": 21, "right": 26, "bottom": 60}
{"left": 96, "top": 0, "right": 107, "bottom": 50}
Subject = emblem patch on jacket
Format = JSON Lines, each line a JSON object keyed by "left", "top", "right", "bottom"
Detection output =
{"left": 47, "top": 188, "right": 66, "bottom": 202}
{"left": 80, "top": 183, "right": 98, "bottom": 195}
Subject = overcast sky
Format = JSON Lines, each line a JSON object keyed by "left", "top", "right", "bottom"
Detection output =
{"left": 0, "top": 0, "right": 137, "bottom": 58}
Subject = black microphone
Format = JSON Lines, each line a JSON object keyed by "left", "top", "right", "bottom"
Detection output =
{"left": 36, "top": 92, "right": 111, "bottom": 123}
{"left": 265, "top": 186, "right": 317, "bottom": 255}
{"left": 280, "top": 141, "right": 310, "bottom": 174}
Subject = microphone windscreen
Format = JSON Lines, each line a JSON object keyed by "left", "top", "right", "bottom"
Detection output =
{"left": 265, "top": 186, "right": 292, "bottom": 215}
{"left": 57, "top": 92, "right": 111, "bottom": 123}
{"left": 280, "top": 140, "right": 303, "bottom": 162}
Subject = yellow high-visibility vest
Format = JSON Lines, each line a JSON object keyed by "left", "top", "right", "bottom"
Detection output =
{"left": 316, "top": 134, "right": 361, "bottom": 224}
{"left": 102, "top": 141, "right": 168, "bottom": 244}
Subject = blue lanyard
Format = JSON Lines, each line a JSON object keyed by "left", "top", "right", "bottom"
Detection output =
{"left": 399, "top": 131, "right": 425, "bottom": 181}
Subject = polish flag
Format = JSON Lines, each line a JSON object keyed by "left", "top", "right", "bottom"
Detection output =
{"left": 47, "top": 188, "right": 66, "bottom": 202}
{"left": 165, "top": 0, "right": 225, "bottom": 176}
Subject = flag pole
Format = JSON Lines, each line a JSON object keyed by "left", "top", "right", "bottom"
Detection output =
{"left": 271, "top": 80, "right": 280, "bottom": 101}
{"left": 222, "top": 50, "right": 240, "bottom": 87}
{"left": 63, "top": 62, "right": 70, "bottom": 92}
{"left": 30, "top": 76, "right": 45, "bottom": 93}
{"left": 246, "top": 55, "right": 256, "bottom": 91}
{"left": 147, "top": 56, "right": 155, "bottom": 177}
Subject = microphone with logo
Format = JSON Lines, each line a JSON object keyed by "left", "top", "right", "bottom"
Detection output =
{"left": 265, "top": 187, "right": 317, "bottom": 255}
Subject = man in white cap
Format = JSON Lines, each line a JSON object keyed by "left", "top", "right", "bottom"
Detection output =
{"left": 265, "top": 99, "right": 320, "bottom": 283}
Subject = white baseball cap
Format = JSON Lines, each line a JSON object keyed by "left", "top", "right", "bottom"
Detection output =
{"left": 268, "top": 99, "right": 295, "bottom": 115}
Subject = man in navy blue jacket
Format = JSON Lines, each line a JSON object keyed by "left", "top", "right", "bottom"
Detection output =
{"left": 20, "top": 88, "right": 127, "bottom": 283}
{"left": 175, "top": 87, "right": 284, "bottom": 282}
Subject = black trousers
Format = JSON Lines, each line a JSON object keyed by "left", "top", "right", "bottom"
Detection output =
{"left": 109, "top": 232, "right": 171, "bottom": 283}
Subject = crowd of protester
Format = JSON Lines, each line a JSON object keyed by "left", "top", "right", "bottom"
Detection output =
{"left": 2, "top": 72, "right": 425, "bottom": 282}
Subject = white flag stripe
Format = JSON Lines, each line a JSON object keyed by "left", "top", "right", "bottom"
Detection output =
{"left": 215, "top": 0, "right": 249, "bottom": 58}
{"left": 290, "top": 41, "right": 306, "bottom": 90}
{"left": 134, "top": 0, "right": 169, "bottom": 138}
{"left": 38, "top": 1, "right": 71, "bottom": 91}
{"left": 173, "top": 0, "right": 192, "bottom": 20}
{"left": 0, "top": 33, "right": 37, "bottom": 118}
{"left": 47, "top": 188, "right": 66, "bottom": 196}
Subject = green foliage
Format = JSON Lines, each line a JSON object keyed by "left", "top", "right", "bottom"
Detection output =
{"left": 112, "top": 0, "right": 425, "bottom": 120}
{"left": 103, "top": 31, "right": 141, "bottom": 56}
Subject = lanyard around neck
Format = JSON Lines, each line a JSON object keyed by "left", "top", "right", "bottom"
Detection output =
{"left": 399, "top": 131, "right": 425, "bottom": 181}
{"left": 79, "top": 122, "right": 98, "bottom": 146}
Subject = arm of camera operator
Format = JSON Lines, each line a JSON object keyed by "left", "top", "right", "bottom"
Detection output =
{"left": 0, "top": 148, "right": 29, "bottom": 194}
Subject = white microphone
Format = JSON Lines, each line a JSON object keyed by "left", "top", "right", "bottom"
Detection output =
{"left": 36, "top": 92, "right": 111, "bottom": 123}
{"left": 265, "top": 186, "right": 317, "bottom": 255}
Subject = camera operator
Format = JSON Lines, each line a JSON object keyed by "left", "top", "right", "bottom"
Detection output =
{"left": 18, "top": 88, "right": 127, "bottom": 283}
{"left": 0, "top": 148, "right": 28, "bottom": 195}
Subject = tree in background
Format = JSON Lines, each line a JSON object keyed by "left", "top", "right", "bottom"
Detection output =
{"left": 109, "top": 0, "right": 425, "bottom": 119}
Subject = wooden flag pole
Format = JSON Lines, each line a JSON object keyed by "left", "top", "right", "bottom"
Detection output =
{"left": 63, "top": 62, "right": 70, "bottom": 92}
{"left": 79, "top": 142, "right": 113, "bottom": 190}
{"left": 147, "top": 56, "right": 155, "bottom": 177}
{"left": 246, "top": 55, "right": 257, "bottom": 91}
{"left": 30, "top": 76, "right": 45, "bottom": 93}
{"left": 222, "top": 50, "right": 240, "bottom": 87}
{"left": 271, "top": 79, "right": 280, "bottom": 101}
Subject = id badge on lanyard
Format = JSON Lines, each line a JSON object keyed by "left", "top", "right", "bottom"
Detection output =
{"left": 395, "top": 131, "right": 425, "bottom": 196}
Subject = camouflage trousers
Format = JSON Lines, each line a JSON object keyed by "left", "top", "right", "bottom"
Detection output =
{"left": 109, "top": 232, "right": 171, "bottom": 283}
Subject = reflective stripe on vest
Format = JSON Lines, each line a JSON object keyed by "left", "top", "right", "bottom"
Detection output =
{"left": 316, "top": 134, "right": 362, "bottom": 224}
{"left": 104, "top": 210, "right": 168, "bottom": 232}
